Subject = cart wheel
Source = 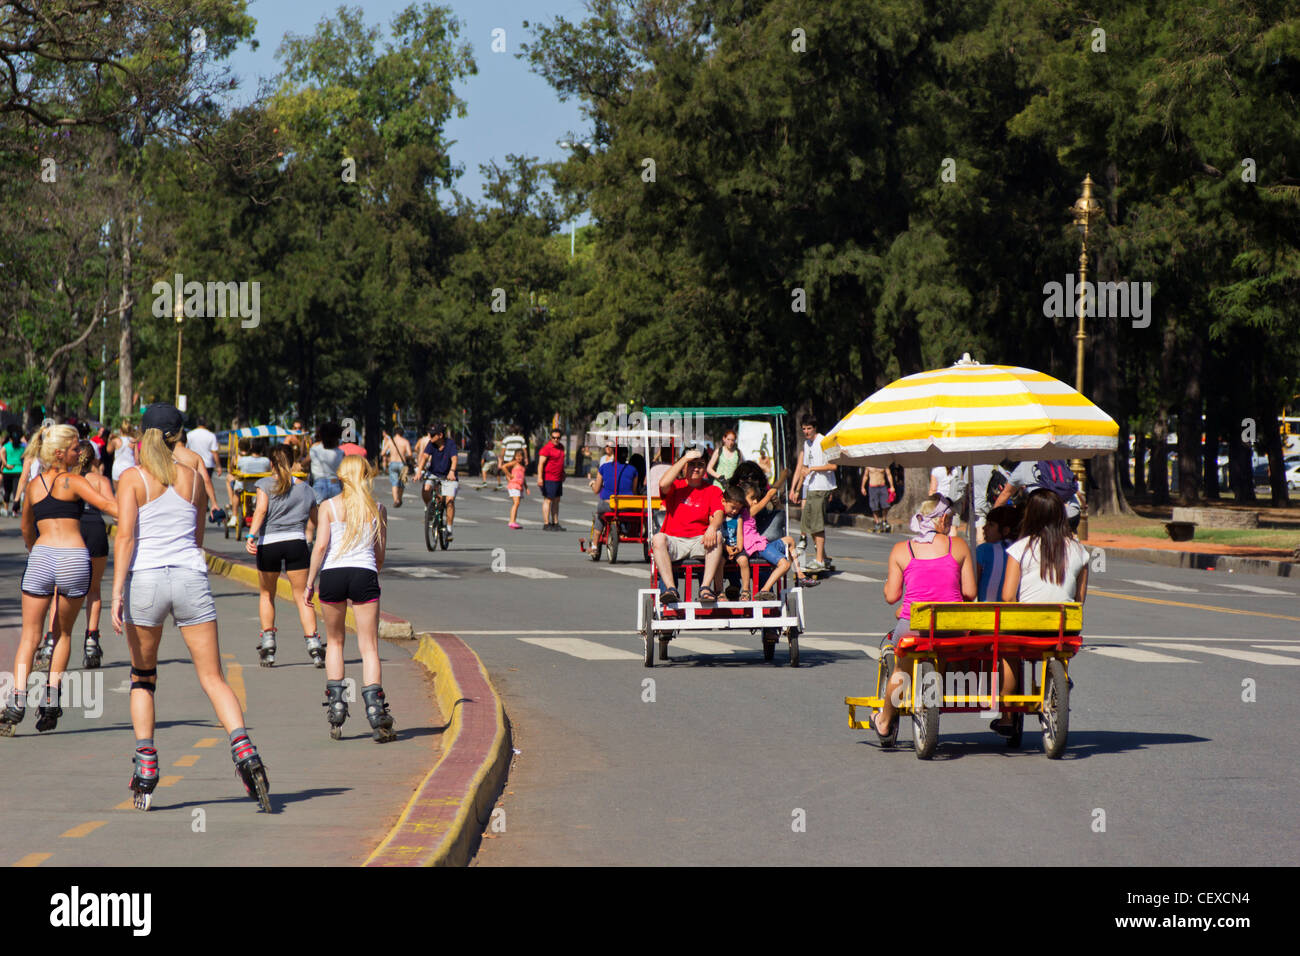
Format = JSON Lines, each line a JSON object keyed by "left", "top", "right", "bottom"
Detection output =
{"left": 1040, "top": 659, "right": 1070, "bottom": 758}
{"left": 641, "top": 535, "right": 650, "bottom": 563}
{"left": 640, "top": 593, "right": 655, "bottom": 667}
{"left": 788, "top": 630, "right": 800, "bottom": 668}
{"left": 913, "top": 660, "right": 940, "bottom": 759}
{"left": 762, "top": 630, "right": 777, "bottom": 662}
{"left": 606, "top": 522, "right": 620, "bottom": 563}
{"left": 588, "top": 521, "right": 602, "bottom": 561}
{"left": 1006, "top": 710, "right": 1024, "bottom": 749}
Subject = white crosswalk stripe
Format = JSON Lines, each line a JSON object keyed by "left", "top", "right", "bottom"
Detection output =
{"left": 839, "top": 530, "right": 879, "bottom": 538}
{"left": 1082, "top": 646, "right": 1194, "bottom": 663}
{"left": 1219, "top": 583, "right": 1292, "bottom": 595}
{"left": 668, "top": 637, "right": 748, "bottom": 655}
{"left": 1252, "top": 645, "right": 1300, "bottom": 654}
{"left": 603, "top": 567, "right": 650, "bottom": 578}
{"left": 1124, "top": 579, "right": 1198, "bottom": 592}
{"left": 800, "top": 638, "right": 879, "bottom": 659}
{"left": 393, "top": 566, "right": 459, "bottom": 579}
{"left": 832, "top": 572, "right": 883, "bottom": 583}
{"left": 518, "top": 637, "right": 640, "bottom": 660}
{"left": 1140, "top": 643, "right": 1300, "bottom": 666}
{"left": 504, "top": 566, "right": 567, "bottom": 580}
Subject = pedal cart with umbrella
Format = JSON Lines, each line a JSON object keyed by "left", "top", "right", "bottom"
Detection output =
{"left": 828, "top": 356, "right": 1118, "bottom": 757}
{"left": 223, "top": 425, "right": 306, "bottom": 539}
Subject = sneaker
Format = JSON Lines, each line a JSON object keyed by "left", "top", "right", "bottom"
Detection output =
{"left": 509, "top": 522, "right": 522, "bottom": 529}
{"left": 803, "top": 559, "right": 825, "bottom": 573}
{"left": 446, "top": 529, "right": 454, "bottom": 543}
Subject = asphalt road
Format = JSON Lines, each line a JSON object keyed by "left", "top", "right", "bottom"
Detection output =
{"left": 207, "top": 480, "right": 1300, "bottom": 866}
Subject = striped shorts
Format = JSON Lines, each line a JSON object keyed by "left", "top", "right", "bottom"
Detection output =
{"left": 21, "top": 545, "right": 91, "bottom": 599}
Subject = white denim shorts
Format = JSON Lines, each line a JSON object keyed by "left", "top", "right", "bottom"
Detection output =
{"left": 126, "top": 567, "right": 217, "bottom": 628}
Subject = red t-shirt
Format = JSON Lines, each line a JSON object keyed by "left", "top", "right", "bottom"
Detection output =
{"left": 661, "top": 479, "right": 724, "bottom": 538}
{"left": 539, "top": 441, "right": 566, "bottom": 482}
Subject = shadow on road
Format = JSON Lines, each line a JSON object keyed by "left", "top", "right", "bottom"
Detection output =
{"left": 856, "top": 729, "right": 1210, "bottom": 760}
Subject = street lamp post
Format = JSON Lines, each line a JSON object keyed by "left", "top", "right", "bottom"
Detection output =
{"left": 174, "top": 287, "right": 184, "bottom": 406}
{"left": 557, "top": 140, "right": 592, "bottom": 258}
{"left": 1070, "top": 174, "right": 1104, "bottom": 540}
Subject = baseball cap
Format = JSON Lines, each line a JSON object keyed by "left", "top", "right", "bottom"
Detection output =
{"left": 141, "top": 403, "right": 184, "bottom": 440}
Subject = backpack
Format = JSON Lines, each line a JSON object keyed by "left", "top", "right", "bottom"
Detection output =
{"left": 1035, "top": 460, "right": 1078, "bottom": 500}
{"left": 985, "top": 468, "right": 1008, "bottom": 506}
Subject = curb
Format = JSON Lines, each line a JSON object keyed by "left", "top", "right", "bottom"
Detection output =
{"left": 1091, "top": 545, "right": 1296, "bottom": 578}
{"left": 363, "top": 633, "right": 512, "bottom": 867}
{"left": 201, "top": 548, "right": 510, "bottom": 866}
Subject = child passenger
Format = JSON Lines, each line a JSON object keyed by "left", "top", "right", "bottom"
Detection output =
{"left": 975, "top": 506, "right": 1019, "bottom": 601}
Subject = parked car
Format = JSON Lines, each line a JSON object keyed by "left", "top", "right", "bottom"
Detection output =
{"left": 1286, "top": 456, "right": 1300, "bottom": 490}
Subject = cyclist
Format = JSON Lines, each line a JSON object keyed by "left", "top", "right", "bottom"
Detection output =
{"left": 416, "top": 423, "right": 458, "bottom": 543}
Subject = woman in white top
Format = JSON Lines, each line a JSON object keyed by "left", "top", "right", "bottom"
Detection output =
{"left": 309, "top": 421, "right": 345, "bottom": 505}
{"left": 108, "top": 419, "right": 137, "bottom": 486}
{"left": 992, "top": 488, "right": 1089, "bottom": 736}
{"left": 111, "top": 403, "right": 270, "bottom": 812}
{"left": 304, "top": 455, "right": 393, "bottom": 741}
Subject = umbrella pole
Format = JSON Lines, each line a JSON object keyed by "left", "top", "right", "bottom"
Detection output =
{"left": 967, "top": 457, "right": 977, "bottom": 563}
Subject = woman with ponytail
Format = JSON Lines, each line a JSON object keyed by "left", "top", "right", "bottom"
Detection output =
{"left": 303, "top": 454, "right": 395, "bottom": 742}
{"left": 107, "top": 419, "right": 137, "bottom": 487}
{"left": 2, "top": 425, "right": 118, "bottom": 737}
{"left": 111, "top": 404, "right": 271, "bottom": 811}
{"left": 70, "top": 440, "right": 111, "bottom": 669}
{"left": 245, "top": 444, "right": 322, "bottom": 667}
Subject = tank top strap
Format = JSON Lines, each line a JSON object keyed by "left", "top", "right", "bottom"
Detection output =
{"left": 907, "top": 541, "right": 915, "bottom": 558}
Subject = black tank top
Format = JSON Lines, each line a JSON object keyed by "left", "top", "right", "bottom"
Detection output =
{"left": 30, "top": 474, "right": 85, "bottom": 522}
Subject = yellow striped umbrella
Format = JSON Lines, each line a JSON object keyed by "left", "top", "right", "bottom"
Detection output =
{"left": 821, "top": 355, "right": 1118, "bottom": 467}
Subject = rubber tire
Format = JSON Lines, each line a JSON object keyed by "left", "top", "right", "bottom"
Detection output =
{"left": 913, "top": 660, "right": 941, "bottom": 759}
{"left": 876, "top": 649, "right": 899, "bottom": 748}
{"left": 641, "top": 593, "right": 655, "bottom": 667}
{"left": 762, "top": 631, "right": 777, "bottom": 662}
{"left": 1040, "top": 659, "right": 1070, "bottom": 758}
{"left": 1006, "top": 710, "right": 1024, "bottom": 749}
{"left": 606, "top": 521, "right": 620, "bottom": 563}
{"left": 642, "top": 535, "right": 651, "bottom": 563}
{"left": 788, "top": 631, "right": 800, "bottom": 668}
{"left": 424, "top": 502, "right": 436, "bottom": 552}
{"left": 438, "top": 522, "right": 450, "bottom": 550}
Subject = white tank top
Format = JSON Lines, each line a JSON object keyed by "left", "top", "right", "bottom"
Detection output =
{"left": 130, "top": 466, "right": 208, "bottom": 573}
{"left": 112, "top": 439, "right": 136, "bottom": 482}
{"left": 321, "top": 499, "right": 378, "bottom": 572}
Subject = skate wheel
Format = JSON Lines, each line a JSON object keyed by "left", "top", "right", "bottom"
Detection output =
{"left": 133, "top": 791, "right": 152, "bottom": 811}
{"left": 0, "top": 725, "right": 15, "bottom": 737}
{"left": 373, "top": 725, "right": 397, "bottom": 743}
{"left": 329, "top": 726, "right": 343, "bottom": 740}
{"left": 252, "top": 768, "right": 272, "bottom": 813}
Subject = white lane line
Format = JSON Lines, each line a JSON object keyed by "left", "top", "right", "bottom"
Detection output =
{"left": 800, "top": 638, "right": 880, "bottom": 659}
{"left": 451, "top": 518, "right": 478, "bottom": 525}
{"left": 1123, "top": 579, "right": 1199, "bottom": 592}
{"left": 669, "top": 637, "right": 748, "bottom": 655}
{"left": 603, "top": 567, "right": 651, "bottom": 578}
{"left": 1087, "top": 635, "right": 1300, "bottom": 644}
{"left": 504, "top": 566, "right": 567, "bottom": 580}
{"left": 1219, "top": 583, "right": 1293, "bottom": 595}
{"left": 1252, "top": 645, "right": 1300, "bottom": 654}
{"left": 839, "top": 530, "right": 878, "bottom": 538}
{"left": 1082, "top": 646, "right": 1195, "bottom": 663}
{"left": 393, "top": 566, "right": 459, "bottom": 579}
{"left": 831, "top": 572, "right": 883, "bottom": 583}
{"left": 1140, "top": 643, "right": 1300, "bottom": 666}
{"left": 518, "top": 637, "right": 640, "bottom": 660}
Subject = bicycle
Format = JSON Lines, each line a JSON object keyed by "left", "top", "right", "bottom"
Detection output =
{"left": 424, "top": 476, "right": 450, "bottom": 551}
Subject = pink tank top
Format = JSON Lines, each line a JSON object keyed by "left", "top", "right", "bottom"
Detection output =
{"left": 899, "top": 536, "right": 963, "bottom": 621}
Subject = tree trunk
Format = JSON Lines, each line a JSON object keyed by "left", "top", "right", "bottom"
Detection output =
{"left": 1261, "top": 406, "right": 1291, "bottom": 507}
{"left": 363, "top": 387, "right": 381, "bottom": 461}
{"left": 1230, "top": 435, "right": 1255, "bottom": 503}
{"left": 1149, "top": 412, "right": 1171, "bottom": 505}
{"left": 1133, "top": 430, "right": 1147, "bottom": 497}
{"left": 1176, "top": 402, "right": 1203, "bottom": 505}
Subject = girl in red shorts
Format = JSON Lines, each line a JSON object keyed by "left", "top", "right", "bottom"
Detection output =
{"left": 303, "top": 455, "right": 394, "bottom": 741}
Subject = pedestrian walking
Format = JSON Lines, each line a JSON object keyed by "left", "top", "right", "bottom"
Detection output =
{"left": 506, "top": 449, "right": 530, "bottom": 528}
{"left": 859, "top": 465, "right": 894, "bottom": 533}
{"left": 2, "top": 424, "right": 118, "bottom": 737}
{"left": 245, "top": 444, "right": 323, "bottom": 668}
{"left": 309, "top": 421, "right": 345, "bottom": 504}
{"left": 381, "top": 428, "right": 413, "bottom": 507}
{"left": 1, "top": 427, "right": 23, "bottom": 517}
{"left": 537, "top": 427, "right": 567, "bottom": 530}
{"left": 110, "top": 403, "right": 270, "bottom": 810}
{"left": 788, "top": 415, "right": 836, "bottom": 571}
{"left": 303, "top": 456, "right": 395, "bottom": 742}
{"left": 107, "top": 419, "right": 137, "bottom": 488}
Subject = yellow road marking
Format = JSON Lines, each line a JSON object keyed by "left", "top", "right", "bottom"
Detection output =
{"left": 173, "top": 755, "right": 199, "bottom": 767}
{"left": 158, "top": 775, "right": 183, "bottom": 787}
{"left": 114, "top": 799, "right": 135, "bottom": 810}
{"left": 194, "top": 738, "right": 219, "bottom": 748}
{"left": 226, "top": 658, "right": 247, "bottom": 712}
{"left": 60, "top": 821, "right": 108, "bottom": 838}
{"left": 13, "top": 853, "right": 51, "bottom": 867}
{"left": 1090, "top": 589, "right": 1300, "bottom": 622}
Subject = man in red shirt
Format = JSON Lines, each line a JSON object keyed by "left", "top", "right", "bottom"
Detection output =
{"left": 537, "top": 428, "right": 567, "bottom": 530}
{"left": 651, "top": 447, "right": 725, "bottom": 602}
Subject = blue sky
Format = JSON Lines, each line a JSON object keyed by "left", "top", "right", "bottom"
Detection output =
{"left": 225, "top": 0, "right": 591, "bottom": 205}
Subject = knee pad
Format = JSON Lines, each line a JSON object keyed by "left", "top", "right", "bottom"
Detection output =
{"left": 130, "top": 667, "right": 157, "bottom": 693}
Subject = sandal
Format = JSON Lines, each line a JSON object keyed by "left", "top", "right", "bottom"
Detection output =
{"left": 873, "top": 709, "right": 899, "bottom": 748}
{"left": 698, "top": 586, "right": 718, "bottom": 603}
{"left": 795, "top": 575, "right": 820, "bottom": 588}
{"left": 738, "top": 588, "right": 752, "bottom": 602}
{"left": 756, "top": 590, "right": 775, "bottom": 601}
{"left": 989, "top": 717, "right": 1015, "bottom": 738}
{"left": 660, "top": 588, "right": 680, "bottom": 605}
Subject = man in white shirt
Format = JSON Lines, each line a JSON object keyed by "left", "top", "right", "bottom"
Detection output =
{"left": 788, "top": 415, "right": 836, "bottom": 571}
{"left": 186, "top": 417, "right": 221, "bottom": 476}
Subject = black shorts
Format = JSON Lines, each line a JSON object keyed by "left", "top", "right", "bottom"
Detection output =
{"left": 257, "top": 539, "right": 310, "bottom": 573}
{"left": 80, "top": 517, "right": 109, "bottom": 559}
{"left": 543, "top": 479, "right": 564, "bottom": 499}
{"left": 318, "top": 567, "right": 380, "bottom": 605}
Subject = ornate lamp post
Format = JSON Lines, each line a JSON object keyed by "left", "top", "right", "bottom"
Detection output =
{"left": 1070, "top": 174, "right": 1103, "bottom": 539}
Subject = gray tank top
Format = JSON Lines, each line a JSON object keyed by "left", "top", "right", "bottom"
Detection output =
{"left": 255, "top": 476, "right": 314, "bottom": 544}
